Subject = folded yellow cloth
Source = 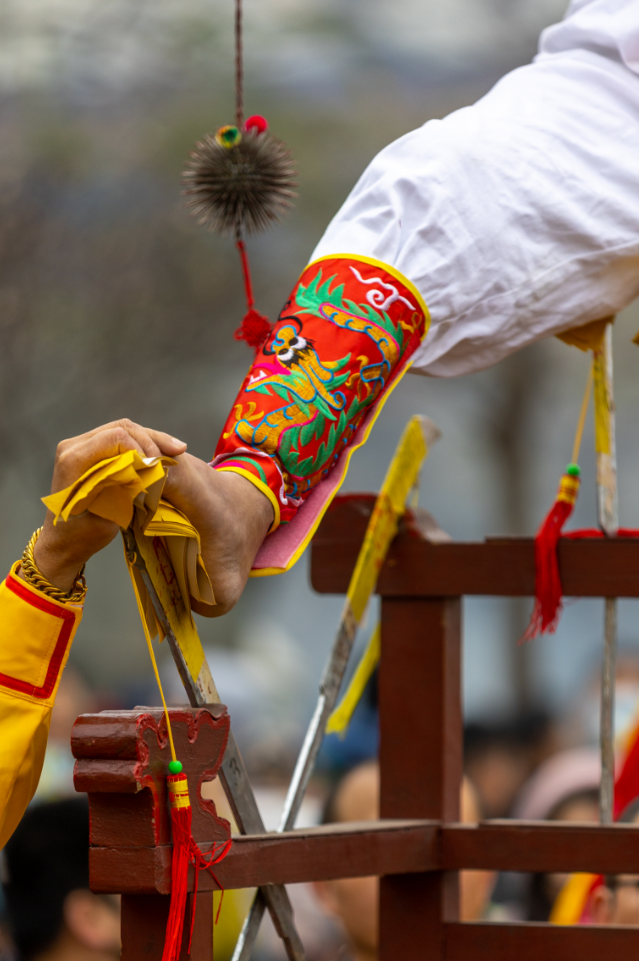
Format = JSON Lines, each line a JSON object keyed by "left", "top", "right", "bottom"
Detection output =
{"left": 141, "top": 500, "right": 215, "bottom": 610}
{"left": 42, "top": 452, "right": 215, "bottom": 621}
{"left": 42, "top": 450, "right": 174, "bottom": 530}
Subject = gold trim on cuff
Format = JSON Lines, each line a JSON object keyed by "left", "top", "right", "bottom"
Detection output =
{"left": 215, "top": 467, "right": 281, "bottom": 534}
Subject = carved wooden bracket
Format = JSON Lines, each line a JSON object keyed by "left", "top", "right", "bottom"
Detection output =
{"left": 72, "top": 706, "right": 230, "bottom": 895}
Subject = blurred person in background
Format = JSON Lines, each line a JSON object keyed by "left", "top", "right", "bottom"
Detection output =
{"left": 563, "top": 652, "right": 639, "bottom": 751}
{"left": 2, "top": 798, "right": 120, "bottom": 961}
{"left": 590, "top": 797, "right": 639, "bottom": 926}
{"left": 514, "top": 748, "right": 601, "bottom": 921}
{"left": 313, "top": 762, "right": 495, "bottom": 960}
{"left": 464, "top": 711, "right": 557, "bottom": 819}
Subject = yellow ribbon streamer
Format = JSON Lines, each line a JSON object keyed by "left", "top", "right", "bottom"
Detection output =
{"left": 593, "top": 346, "right": 612, "bottom": 456}
{"left": 347, "top": 415, "right": 427, "bottom": 622}
{"left": 549, "top": 872, "right": 597, "bottom": 925}
{"left": 127, "top": 555, "right": 178, "bottom": 764}
{"left": 326, "top": 415, "right": 433, "bottom": 738}
{"left": 326, "top": 623, "right": 381, "bottom": 737}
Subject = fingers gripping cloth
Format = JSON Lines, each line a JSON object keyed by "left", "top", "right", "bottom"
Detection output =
{"left": 42, "top": 450, "right": 171, "bottom": 528}
{"left": 42, "top": 452, "right": 216, "bottom": 631}
{"left": 213, "top": 254, "right": 430, "bottom": 575}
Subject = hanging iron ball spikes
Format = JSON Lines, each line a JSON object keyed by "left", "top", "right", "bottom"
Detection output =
{"left": 181, "top": 0, "right": 298, "bottom": 352}
{"left": 183, "top": 116, "right": 297, "bottom": 238}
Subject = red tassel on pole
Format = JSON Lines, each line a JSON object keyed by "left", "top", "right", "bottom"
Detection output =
{"left": 522, "top": 465, "right": 581, "bottom": 641}
{"left": 234, "top": 239, "right": 272, "bottom": 352}
{"left": 163, "top": 772, "right": 232, "bottom": 961}
{"left": 163, "top": 774, "right": 193, "bottom": 961}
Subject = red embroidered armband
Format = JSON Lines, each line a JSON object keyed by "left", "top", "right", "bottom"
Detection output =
{"left": 212, "top": 254, "right": 429, "bottom": 572}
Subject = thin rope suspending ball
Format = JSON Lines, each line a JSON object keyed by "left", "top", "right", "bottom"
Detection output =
{"left": 182, "top": 125, "right": 297, "bottom": 237}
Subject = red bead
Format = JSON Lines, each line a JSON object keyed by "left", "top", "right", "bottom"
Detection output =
{"left": 244, "top": 115, "right": 268, "bottom": 135}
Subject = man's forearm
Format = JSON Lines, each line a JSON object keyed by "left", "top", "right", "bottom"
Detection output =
{"left": 212, "top": 254, "right": 429, "bottom": 574}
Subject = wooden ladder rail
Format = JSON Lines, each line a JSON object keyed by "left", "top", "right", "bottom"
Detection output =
{"left": 310, "top": 493, "right": 639, "bottom": 961}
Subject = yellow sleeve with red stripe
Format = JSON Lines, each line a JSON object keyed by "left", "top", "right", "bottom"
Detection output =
{"left": 0, "top": 561, "right": 83, "bottom": 848}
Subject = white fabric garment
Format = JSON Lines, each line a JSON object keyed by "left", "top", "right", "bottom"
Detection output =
{"left": 311, "top": 0, "right": 639, "bottom": 377}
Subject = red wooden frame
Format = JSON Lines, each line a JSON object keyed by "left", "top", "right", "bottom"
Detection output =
{"left": 75, "top": 492, "right": 639, "bottom": 959}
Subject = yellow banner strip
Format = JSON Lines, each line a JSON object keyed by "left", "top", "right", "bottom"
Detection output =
{"left": 346, "top": 415, "right": 427, "bottom": 622}
{"left": 326, "top": 623, "right": 381, "bottom": 736}
{"left": 593, "top": 346, "right": 611, "bottom": 455}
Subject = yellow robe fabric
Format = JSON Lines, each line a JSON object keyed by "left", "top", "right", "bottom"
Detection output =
{"left": 0, "top": 561, "right": 83, "bottom": 848}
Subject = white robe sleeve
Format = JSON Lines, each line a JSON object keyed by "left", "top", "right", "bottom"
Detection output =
{"left": 311, "top": 0, "right": 639, "bottom": 377}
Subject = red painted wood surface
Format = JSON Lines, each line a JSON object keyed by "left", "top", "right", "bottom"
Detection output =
{"left": 445, "top": 922, "right": 639, "bottom": 960}
{"left": 73, "top": 706, "right": 230, "bottom": 961}
{"left": 88, "top": 817, "right": 639, "bottom": 893}
{"left": 73, "top": 706, "right": 230, "bottom": 857}
{"left": 378, "top": 597, "right": 462, "bottom": 960}
{"left": 311, "top": 494, "right": 639, "bottom": 597}
{"left": 90, "top": 820, "right": 437, "bottom": 893}
{"left": 121, "top": 892, "right": 212, "bottom": 961}
{"left": 442, "top": 821, "right": 639, "bottom": 874}
{"left": 70, "top": 492, "right": 639, "bottom": 960}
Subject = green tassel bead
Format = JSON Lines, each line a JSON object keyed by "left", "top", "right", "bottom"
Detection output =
{"left": 168, "top": 760, "right": 183, "bottom": 775}
{"left": 566, "top": 463, "right": 581, "bottom": 476}
{"left": 215, "top": 125, "right": 242, "bottom": 149}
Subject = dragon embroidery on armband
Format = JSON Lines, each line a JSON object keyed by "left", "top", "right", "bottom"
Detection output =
{"left": 214, "top": 255, "right": 428, "bottom": 517}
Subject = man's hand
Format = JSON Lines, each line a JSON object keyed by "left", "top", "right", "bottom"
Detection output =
{"left": 28, "top": 420, "right": 187, "bottom": 594}
{"left": 163, "top": 454, "right": 274, "bottom": 617}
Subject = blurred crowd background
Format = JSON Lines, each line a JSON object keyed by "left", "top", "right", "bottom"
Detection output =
{"left": 2, "top": 0, "right": 639, "bottom": 958}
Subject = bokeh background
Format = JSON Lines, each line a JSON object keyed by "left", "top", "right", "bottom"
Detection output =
{"left": 2, "top": 1, "right": 639, "bottom": 951}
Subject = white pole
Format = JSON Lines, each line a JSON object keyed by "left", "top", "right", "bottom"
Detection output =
{"left": 596, "top": 322, "right": 618, "bottom": 824}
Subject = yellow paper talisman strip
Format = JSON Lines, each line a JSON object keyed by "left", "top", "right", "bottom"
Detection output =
{"left": 593, "top": 346, "right": 612, "bottom": 456}
{"left": 328, "top": 415, "right": 435, "bottom": 736}
{"left": 346, "top": 414, "right": 428, "bottom": 623}
{"left": 326, "top": 622, "right": 380, "bottom": 736}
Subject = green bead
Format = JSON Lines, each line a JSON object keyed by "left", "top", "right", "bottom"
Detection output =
{"left": 566, "top": 463, "right": 581, "bottom": 477}
{"left": 168, "top": 760, "right": 183, "bottom": 775}
{"left": 215, "top": 125, "right": 242, "bottom": 148}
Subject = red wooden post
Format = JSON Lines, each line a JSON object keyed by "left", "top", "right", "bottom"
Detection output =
{"left": 64, "top": 495, "right": 639, "bottom": 961}
{"left": 378, "top": 596, "right": 462, "bottom": 959}
{"left": 120, "top": 892, "right": 213, "bottom": 961}
{"left": 72, "top": 706, "right": 230, "bottom": 961}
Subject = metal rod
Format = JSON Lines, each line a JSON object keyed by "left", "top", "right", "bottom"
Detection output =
{"left": 600, "top": 597, "right": 617, "bottom": 824}
{"left": 595, "top": 323, "right": 618, "bottom": 825}
{"left": 123, "top": 529, "right": 306, "bottom": 961}
{"left": 231, "top": 415, "right": 440, "bottom": 961}
{"left": 280, "top": 612, "right": 356, "bottom": 831}
{"left": 231, "top": 609, "right": 357, "bottom": 961}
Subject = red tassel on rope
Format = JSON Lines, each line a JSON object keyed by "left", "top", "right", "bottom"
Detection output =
{"left": 522, "top": 466, "right": 581, "bottom": 641}
{"left": 163, "top": 773, "right": 232, "bottom": 961}
{"left": 234, "top": 239, "right": 272, "bottom": 352}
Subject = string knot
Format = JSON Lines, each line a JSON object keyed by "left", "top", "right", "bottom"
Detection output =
{"left": 234, "top": 308, "right": 272, "bottom": 351}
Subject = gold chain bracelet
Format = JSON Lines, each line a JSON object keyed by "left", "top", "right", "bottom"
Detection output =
{"left": 20, "top": 528, "right": 87, "bottom": 604}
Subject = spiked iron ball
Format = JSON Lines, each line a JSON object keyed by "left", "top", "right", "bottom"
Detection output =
{"left": 182, "top": 126, "right": 297, "bottom": 236}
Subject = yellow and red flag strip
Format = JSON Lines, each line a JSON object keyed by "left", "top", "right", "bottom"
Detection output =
{"left": 550, "top": 711, "right": 639, "bottom": 925}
